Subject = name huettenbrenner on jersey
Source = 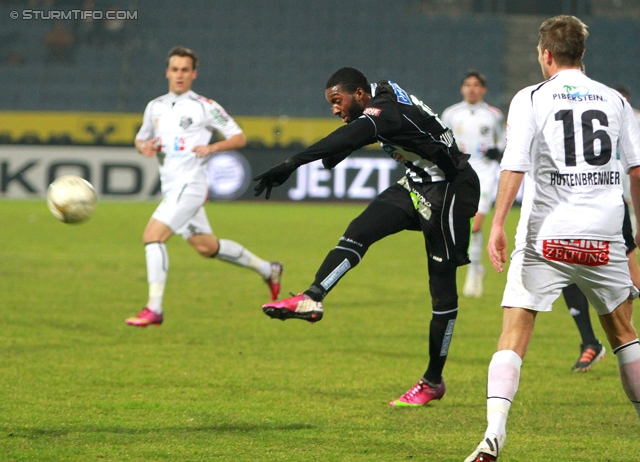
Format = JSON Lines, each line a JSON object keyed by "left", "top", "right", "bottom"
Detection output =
{"left": 550, "top": 170, "right": 621, "bottom": 187}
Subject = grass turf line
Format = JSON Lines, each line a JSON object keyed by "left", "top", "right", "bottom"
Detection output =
{"left": 0, "top": 200, "right": 639, "bottom": 461}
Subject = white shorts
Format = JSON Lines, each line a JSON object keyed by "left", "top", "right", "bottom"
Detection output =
{"left": 152, "top": 182, "right": 212, "bottom": 240}
{"left": 469, "top": 159, "right": 499, "bottom": 216}
{"left": 502, "top": 240, "right": 638, "bottom": 315}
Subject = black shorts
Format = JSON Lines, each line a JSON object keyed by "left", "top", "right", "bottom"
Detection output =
{"left": 344, "top": 164, "right": 480, "bottom": 268}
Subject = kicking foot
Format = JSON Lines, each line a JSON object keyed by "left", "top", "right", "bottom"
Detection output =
{"left": 262, "top": 293, "right": 323, "bottom": 323}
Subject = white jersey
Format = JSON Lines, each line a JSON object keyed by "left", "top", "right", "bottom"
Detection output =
{"left": 441, "top": 100, "right": 505, "bottom": 178}
{"left": 503, "top": 69, "right": 640, "bottom": 245}
{"left": 617, "top": 106, "right": 640, "bottom": 204}
{"left": 634, "top": 107, "right": 640, "bottom": 127}
{"left": 136, "top": 90, "right": 243, "bottom": 192}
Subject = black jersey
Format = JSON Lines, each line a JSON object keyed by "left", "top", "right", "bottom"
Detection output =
{"left": 290, "top": 80, "right": 469, "bottom": 183}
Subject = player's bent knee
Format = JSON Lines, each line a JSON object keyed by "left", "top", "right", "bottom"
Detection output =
{"left": 197, "top": 247, "right": 217, "bottom": 258}
{"left": 189, "top": 236, "right": 219, "bottom": 258}
{"left": 429, "top": 265, "right": 458, "bottom": 310}
{"left": 144, "top": 218, "right": 174, "bottom": 243}
{"left": 195, "top": 243, "right": 219, "bottom": 258}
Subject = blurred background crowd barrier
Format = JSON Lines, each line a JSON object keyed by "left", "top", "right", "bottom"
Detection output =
{"left": 0, "top": 0, "right": 638, "bottom": 200}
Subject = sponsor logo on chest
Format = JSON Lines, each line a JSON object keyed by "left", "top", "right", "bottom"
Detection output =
{"left": 179, "top": 116, "right": 193, "bottom": 129}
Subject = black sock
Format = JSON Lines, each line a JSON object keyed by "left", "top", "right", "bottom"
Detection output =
{"left": 304, "top": 240, "right": 366, "bottom": 302}
{"left": 423, "top": 309, "right": 458, "bottom": 384}
{"left": 563, "top": 284, "right": 598, "bottom": 345}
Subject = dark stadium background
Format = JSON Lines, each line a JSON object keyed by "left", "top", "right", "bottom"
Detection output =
{"left": 1, "top": 0, "right": 638, "bottom": 200}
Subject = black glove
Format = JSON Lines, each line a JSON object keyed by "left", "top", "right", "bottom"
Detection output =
{"left": 485, "top": 147, "right": 502, "bottom": 161}
{"left": 253, "top": 158, "right": 297, "bottom": 199}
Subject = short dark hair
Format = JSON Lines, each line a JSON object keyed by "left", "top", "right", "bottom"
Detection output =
{"left": 615, "top": 84, "right": 631, "bottom": 100}
{"left": 325, "top": 67, "right": 370, "bottom": 94}
{"left": 539, "top": 15, "right": 588, "bottom": 67}
{"left": 461, "top": 70, "right": 487, "bottom": 87}
{"left": 166, "top": 46, "right": 198, "bottom": 70}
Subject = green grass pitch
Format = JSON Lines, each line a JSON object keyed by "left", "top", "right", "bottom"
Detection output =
{"left": 1, "top": 199, "right": 639, "bottom": 461}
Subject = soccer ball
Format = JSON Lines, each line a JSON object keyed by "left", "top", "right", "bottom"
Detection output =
{"left": 47, "top": 175, "right": 97, "bottom": 224}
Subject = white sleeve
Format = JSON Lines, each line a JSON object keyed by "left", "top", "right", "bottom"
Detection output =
{"left": 500, "top": 89, "right": 535, "bottom": 172}
{"left": 494, "top": 110, "right": 506, "bottom": 151}
{"left": 204, "top": 100, "right": 244, "bottom": 139}
{"left": 135, "top": 101, "right": 155, "bottom": 141}
{"left": 619, "top": 102, "right": 640, "bottom": 172}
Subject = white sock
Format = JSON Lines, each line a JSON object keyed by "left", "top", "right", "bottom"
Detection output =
{"left": 614, "top": 340, "right": 640, "bottom": 418}
{"left": 215, "top": 239, "right": 271, "bottom": 279}
{"left": 469, "top": 230, "right": 483, "bottom": 271}
{"left": 145, "top": 242, "right": 168, "bottom": 314}
{"left": 486, "top": 350, "right": 522, "bottom": 440}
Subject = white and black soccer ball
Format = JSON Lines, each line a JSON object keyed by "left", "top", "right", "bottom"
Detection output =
{"left": 47, "top": 175, "right": 97, "bottom": 224}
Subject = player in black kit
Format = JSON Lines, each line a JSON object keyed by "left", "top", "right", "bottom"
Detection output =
{"left": 254, "top": 67, "right": 480, "bottom": 407}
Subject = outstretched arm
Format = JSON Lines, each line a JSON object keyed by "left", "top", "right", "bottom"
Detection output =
{"left": 254, "top": 118, "right": 377, "bottom": 199}
{"left": 488, "top": 170, "right": 524, "bottom": 272}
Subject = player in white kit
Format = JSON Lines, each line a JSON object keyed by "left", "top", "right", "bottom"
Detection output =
{"left": 441, "top": 71, "right": 505, "bottom": 297}
{"left": 615, "top": 85, "right": 640, "bottom": 286}
{"left": 561, "top": 82, "right": 640, "bottom": 373}
{"left": 126, "top": 46, "right": 283, "bottom": 327}
{"left": 466, "top": 16, "right": 640, "bottom": 461}
{"left": 615, "top": 84, "right": 640, "bottom": 224}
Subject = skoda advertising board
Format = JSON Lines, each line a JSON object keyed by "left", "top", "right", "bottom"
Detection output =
{"left": 0, "top": 146, "right": 403, "bottom": 201}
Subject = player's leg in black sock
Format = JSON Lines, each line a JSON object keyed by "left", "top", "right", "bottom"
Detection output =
{"left": 563, "top": 283, "right": 598, "bottom": 345}
{"left": 418, "top": 170, "right": 478, "bottom": 385}
{"left": 304, "top": 241, "right": 365, "bottom": 301}
{"left": 304, "top": 186, "right": 418, "bottom": 302}
{"left": 422, "top": 264, "right": 459, "bottom": 385}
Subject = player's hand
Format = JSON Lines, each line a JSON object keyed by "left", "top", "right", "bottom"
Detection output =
{"left": 138, "top": 139, "right": 159, "bottom": 158}
{"left": 484, "top": 148, "right": 502, "bottom": 162}
{"left": 488, "top": 226, "right": 508, "bottom": 272}
{"left": 485, "top": 148, "right": 502, "bottom": 162}
{"left": 193, "top": 145, "right": 213, "bottom": 157}
{"left": 253, "top": 159, "right": 297, "bottom": 199}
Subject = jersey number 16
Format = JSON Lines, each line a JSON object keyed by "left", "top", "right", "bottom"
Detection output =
{"left": 555, "top": 109, "right": 612, "bottom": 167}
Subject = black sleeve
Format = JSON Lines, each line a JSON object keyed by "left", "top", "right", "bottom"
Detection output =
{"left": 322, "top": 149, "right": 352, "bottom": 169}
{"left": 288, "top": 117, "right": 378, "bottom": 167}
